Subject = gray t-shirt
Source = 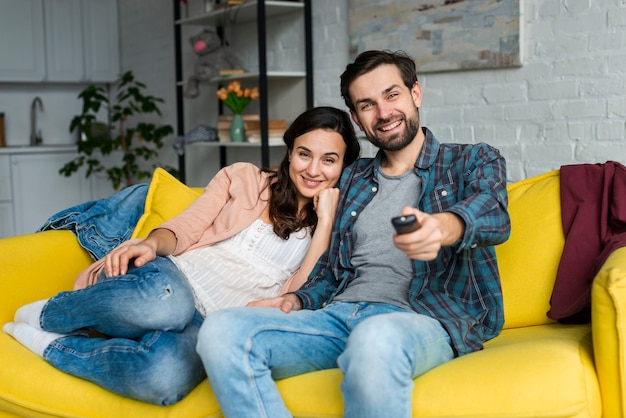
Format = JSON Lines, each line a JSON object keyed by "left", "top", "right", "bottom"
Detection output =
{"left": 333, "top": 169, "right": 421, "bottom": 310}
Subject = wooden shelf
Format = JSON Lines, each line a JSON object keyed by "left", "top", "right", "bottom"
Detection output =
{"left": 176, "top": 70, "right": 306, "bottom": 87}
{"left": 176, "top": 1, "right": 303, "bottom": 26}
{"left": 191, "top": 141, "right": 285, "bottom": 148}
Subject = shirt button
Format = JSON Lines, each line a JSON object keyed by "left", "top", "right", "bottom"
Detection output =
{"left": 471, "top": 243, "right": 478, "bottom": 249}
{"left": 372, "top": 186, "right": 378, "bottom": 192}
{"left": 351, "top": 211, "right": 357, "bottom": 217}
{"left": 441, "top": 190, "right": 448, "bottom": 197}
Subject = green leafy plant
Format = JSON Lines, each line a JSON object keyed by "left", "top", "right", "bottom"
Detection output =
{"left": 60, "top": 70, "right": 177, "bottom": 190}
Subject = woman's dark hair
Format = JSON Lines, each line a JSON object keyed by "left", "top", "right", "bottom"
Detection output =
{"left": 340, "top": 50, "right": 418, "bottom": 112}
{"left": 263, "top": 106, "right": 360, "bottom": 239}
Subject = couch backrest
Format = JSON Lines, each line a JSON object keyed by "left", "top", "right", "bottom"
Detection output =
{"left": 496, "top": 170, "right": 564, "bottom": 329}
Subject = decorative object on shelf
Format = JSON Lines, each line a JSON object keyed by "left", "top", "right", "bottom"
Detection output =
{"left": 216, "top": 114, "right": 258, "bottom": 141}
{"left": 229, "top": 114, "right": 246, "bottom": 143}
{"left": 217, "top": 80, "right": 259, "bottom": 142}
{"left": 60, "top": 70, "right": 177, "bottom": 190}
{"left": 184, "top": 27, "right": 241, "bottom": 99}
{"left": 172, "top": 124, "right": 219, "bottom": 156}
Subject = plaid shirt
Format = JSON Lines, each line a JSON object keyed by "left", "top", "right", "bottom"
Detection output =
{"left": 293, "top": 128, "right": 510, "bottom": 356}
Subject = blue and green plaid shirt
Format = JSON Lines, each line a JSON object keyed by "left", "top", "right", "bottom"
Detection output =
{"left": 293, "top": 128, "right": 510, "bottom": 356}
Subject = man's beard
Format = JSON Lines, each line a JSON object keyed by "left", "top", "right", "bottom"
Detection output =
{"left": 368, "top": 109, "right": 420, "bottom": 152}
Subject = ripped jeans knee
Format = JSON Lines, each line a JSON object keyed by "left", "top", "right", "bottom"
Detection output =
{"left": 42, "top": 257, "right": 196, "bottom": 338}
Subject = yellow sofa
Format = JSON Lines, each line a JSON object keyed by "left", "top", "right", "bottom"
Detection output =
{"left": 1, "top": 168, "right": 624, "bottom": 418}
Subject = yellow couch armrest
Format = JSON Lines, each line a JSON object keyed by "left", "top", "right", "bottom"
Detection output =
{"left": 592, "top": 245, "right": 626, "bottom": 418}
{"left": 0, "top": 231, "right": 93, "bottom": 324}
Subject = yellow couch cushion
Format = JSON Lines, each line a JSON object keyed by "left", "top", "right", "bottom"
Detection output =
{"left": 131, "top": 168, "right": 203, "bottom": 239}
{"left": 411, "top": 324, "right": 600, "bottom": 418}
{"left": 277, "top": 324, "right": 600, "bottom": 418}
{"left": 496, "top": 170, "right": 564, "bottom": 329}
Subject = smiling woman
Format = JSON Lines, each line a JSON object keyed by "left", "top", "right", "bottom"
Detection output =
{"left": 288, "top": 130, "right": 350, "bottom": 204}
{"left": 3, "top": 106, "right": 360, "bottom": 406}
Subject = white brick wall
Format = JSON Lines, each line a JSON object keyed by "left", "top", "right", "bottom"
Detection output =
{"left": 418, "top": 0, "right": 626, "bottom": 181}
{"left": 119, "top": 0, "right": 626, "bottom": 183}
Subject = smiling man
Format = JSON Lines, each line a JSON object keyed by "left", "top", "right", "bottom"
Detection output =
{"left": 196, "top": 50, "right": 511, "bottom": 418}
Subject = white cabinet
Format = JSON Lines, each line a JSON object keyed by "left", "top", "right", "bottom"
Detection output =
{"left": 10, "top": 152, "right": 91, "bottom": 235}
{"left": 0, "top": 148, "right": 117, "bottom": 238}
{"left": 44, "top": 0, "right": 84, "bottom": 82}
{"left": 44, "top": 0, "right": 120, "bottom": 82}
{"left": 0, "top": 155, "right": 15, "bottom": 237}
{"left": 0, "top": 0, "right": 120, "bottom": 83}
{"left": 0, "top": 0, "right": 46, "bottom": 81}
{"left": 78, "top": 0, "right": 121, "bottom": 82}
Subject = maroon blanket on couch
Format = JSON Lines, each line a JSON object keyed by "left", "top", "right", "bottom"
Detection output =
{"left": 548, "top": 161, "right": 626, "bottom": 322}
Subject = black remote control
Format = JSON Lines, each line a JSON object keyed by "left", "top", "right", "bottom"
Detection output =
{"left": 391, "top": 215, "right": 420, "bottom": 234}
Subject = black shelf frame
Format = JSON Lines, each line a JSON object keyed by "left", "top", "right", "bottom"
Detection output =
{"left": 173, "top": 0, "right": 313, "bottom": 184}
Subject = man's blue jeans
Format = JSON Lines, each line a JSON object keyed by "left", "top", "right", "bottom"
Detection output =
{"left": 197, "top": 302, "right": 454, "bottom": 418}
{"left": 39, "top": 257, "right": 206, "bottom": 405}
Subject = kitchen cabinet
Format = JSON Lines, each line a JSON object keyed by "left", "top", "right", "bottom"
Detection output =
{"left": 77, "top": 0, "right": 120, "bottom": 82}
{"left": 0, "top": 155, "right": 15, "bottom": 238}
{"left": 173, "top": 0, "right": 313, "bottom": 183}
{"left": 45, "top": 0, "right": 120, "bottom": 82}
{"left": 0, "top": 147, "right": 116, "bottom": 238}
{"left": 0, "top": 0, "right": 120, "bottom": 83}
{"left": 0, "top": 0, "right": 46, "bottom": 82}
{"left": 44, "top": 0, "right": 83, "bottom": 81}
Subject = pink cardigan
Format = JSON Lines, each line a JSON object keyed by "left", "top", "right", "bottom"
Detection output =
{"left": 74, "top": 162, "right": 273, "bottom": 289}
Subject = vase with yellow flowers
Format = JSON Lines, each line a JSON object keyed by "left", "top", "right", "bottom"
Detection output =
{"left": 216, "top": 80, "right": 259, "bottom": 142}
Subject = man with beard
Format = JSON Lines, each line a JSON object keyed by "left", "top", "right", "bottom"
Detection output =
{"left": 196, "top": 50, "right": 511, "bottom": 418}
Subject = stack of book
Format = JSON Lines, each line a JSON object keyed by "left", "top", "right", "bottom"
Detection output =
{"left": 217, "top": 115, "right": 286, "bottom": 143}
{"left": 247, "top": 119, "right": 287, "bottom": 144}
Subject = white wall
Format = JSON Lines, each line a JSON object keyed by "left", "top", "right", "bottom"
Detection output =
{"left": 117, "top": 0, "right": 179, "bottom": 176}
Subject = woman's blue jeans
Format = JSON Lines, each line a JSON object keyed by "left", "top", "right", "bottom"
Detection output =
{"left": 39, "top": 257, "right": 206, "bottom": 406}
{"left": 197, "top": 302, "right": 454, "bottom": 418}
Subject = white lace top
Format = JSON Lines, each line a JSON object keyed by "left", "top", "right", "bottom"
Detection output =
{"left": 170, "top": 219, "right": 311, "bottom": 316}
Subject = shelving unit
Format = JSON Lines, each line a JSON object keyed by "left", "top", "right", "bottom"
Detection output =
{"left": 173, "top": 0, "right": 313, "bottom": 184}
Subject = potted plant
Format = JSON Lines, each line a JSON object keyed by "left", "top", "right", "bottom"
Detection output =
{"left": 60, "top": 70, "right": 177, "bottom": 190}
{"left": 216, "top": 80, "right": 258, "bottom": 142}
